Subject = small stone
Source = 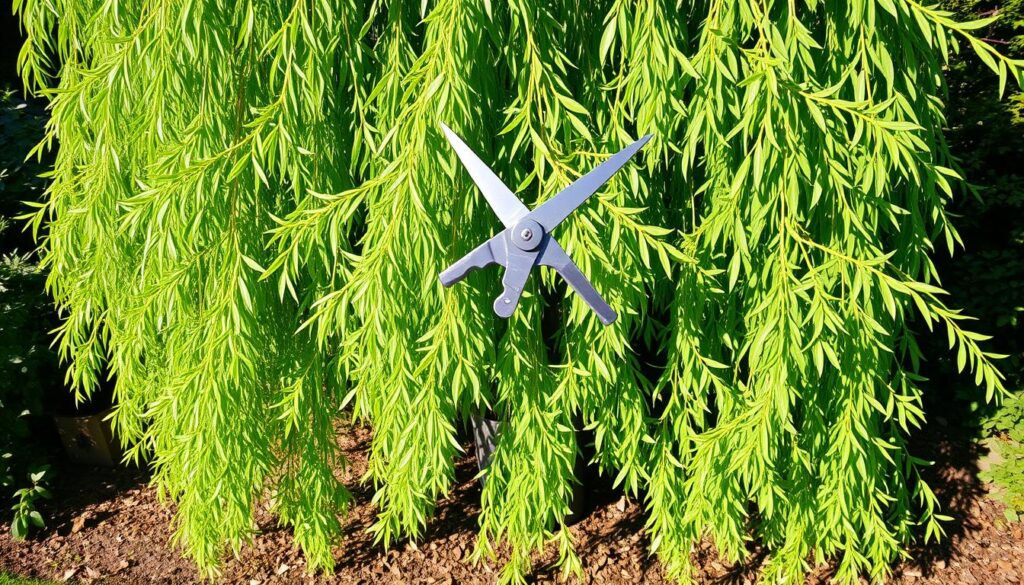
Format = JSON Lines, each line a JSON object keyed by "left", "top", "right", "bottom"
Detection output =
{"left": 275, "top": 563, "right": 289, "bottom": 575}
{"left": 615, "top": 497, "right": 627, "bottom": 513}
{"left": 61, "top": 568, "right": 77, "bottom": 582}
{"left": 249, "top": 579, "right": 261, "bottom": 585}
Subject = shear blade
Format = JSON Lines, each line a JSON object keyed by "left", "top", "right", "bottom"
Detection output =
{"left": 439, "top": 123, "right": 529, "bottom": 228}
{"left": 527, "top": 134, "right": 652, "bottom": 232}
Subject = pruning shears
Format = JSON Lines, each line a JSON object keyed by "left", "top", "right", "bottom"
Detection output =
{"left": 438, "top": 123, "right": 651, "bottom": 326}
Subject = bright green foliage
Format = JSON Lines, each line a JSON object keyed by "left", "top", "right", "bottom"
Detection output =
{"left": 13, "top": 0, "right": 1024, "bottom": 583}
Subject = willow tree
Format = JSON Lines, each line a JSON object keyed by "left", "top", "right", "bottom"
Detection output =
{"left": 15, "top": 0, "right": 1023, "bottom": 582}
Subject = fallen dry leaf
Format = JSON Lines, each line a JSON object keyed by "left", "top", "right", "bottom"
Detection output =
{"left": 71, "top": 512, "right": 91, "bottom": 534}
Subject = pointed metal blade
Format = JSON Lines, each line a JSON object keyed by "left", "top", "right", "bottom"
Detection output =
{"left": 527, "top": 134, "right": 652, "bottom": 232}
{"left": 440, "top": 123, "right": 530, "bottom": 228}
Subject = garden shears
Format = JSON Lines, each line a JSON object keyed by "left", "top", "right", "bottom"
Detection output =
{"left": 438, "top": 123, "right": 651, "bottom": 326}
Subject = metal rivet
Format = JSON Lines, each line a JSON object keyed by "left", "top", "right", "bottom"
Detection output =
{"left": 520, "top": 228, "right": 533, "bottom": 241}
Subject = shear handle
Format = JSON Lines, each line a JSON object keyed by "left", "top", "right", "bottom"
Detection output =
{"left": 439, "top": 234, "right": 504, "bottom": 287}
{"left": 539, "top": 238, "right": 617, "bottom": 325}
{"left": 493, "top": 244, "right": 539, "bottom": 318}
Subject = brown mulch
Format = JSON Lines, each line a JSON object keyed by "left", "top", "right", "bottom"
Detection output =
{"left": 1, "top": 424, "right": 1022, "bottom": 584}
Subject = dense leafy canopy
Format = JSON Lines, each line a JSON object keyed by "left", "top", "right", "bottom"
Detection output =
{"left": 14, "top": 0, "right": 1024, "bottom": 582}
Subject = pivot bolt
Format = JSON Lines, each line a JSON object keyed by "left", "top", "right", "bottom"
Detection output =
{"left": 510, "top": 218, "right": 544, "bottom": 251}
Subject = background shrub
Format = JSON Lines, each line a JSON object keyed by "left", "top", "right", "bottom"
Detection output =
{"left": 936, "top": 0, "right": 1024, "bottom": 520}
{"left": 0, "top": 89, "right": 54, "bottom": 539}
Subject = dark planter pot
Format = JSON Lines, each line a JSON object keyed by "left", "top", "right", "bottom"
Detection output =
{"left": 470, "top": 415, "right": 502, "bottom": 474}
{"left": 53, "top": 406, "right": 120, "bottom": 466}
{"left": 470, "top": 415, "right": 589, "bottom": 525}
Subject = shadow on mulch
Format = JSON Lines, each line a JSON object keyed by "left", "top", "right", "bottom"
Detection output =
{"left": 333, "top": 453, "right": 483, "bottom": 573}
{"left": 899, "top": 424, "right": 990, "bottom": 580}
{"left": 28, "top": 460, "right": 149, "bottom": 542}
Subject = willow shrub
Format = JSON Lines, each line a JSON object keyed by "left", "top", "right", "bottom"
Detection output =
{"left": 15, "top": 0, "right": 1024, "bottom": 582}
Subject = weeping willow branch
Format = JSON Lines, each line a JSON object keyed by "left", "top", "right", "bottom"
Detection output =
{"left": 15, "top": 0, "right": 1023, "bottom": 583}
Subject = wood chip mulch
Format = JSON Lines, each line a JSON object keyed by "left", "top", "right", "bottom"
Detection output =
{"left": 1, "top": 424, "right": 1022, "bottom": 584}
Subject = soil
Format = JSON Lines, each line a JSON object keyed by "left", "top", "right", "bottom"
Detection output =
{"left": 1, "top": 423, "right": 1022, "bottom": 585}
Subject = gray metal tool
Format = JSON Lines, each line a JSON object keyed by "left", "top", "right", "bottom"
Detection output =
{"left": 438, "top": 123, "right": 652, "bottom": 325}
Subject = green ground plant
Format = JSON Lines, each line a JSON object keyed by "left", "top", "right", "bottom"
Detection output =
{"left": 980, "top": 391, "right": 1024, "bottom": 517}
{"left": 12, "top": 0, "right": 1024, "bottom": 583}
{"left": 0, "top": 573, "right": 57, "bottom": 585}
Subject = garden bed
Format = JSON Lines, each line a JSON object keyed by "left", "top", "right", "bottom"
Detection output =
{"left": 0, "top": 424, "right": 1021, "bottom": 584}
